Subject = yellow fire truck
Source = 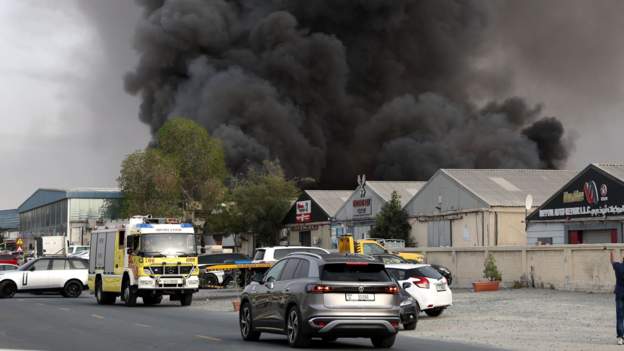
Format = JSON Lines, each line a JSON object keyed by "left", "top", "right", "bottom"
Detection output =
{"left": 88, "top": 216, "right": 200, "bottom": 306}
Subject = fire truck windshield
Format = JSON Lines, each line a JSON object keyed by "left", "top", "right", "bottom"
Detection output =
{"left": 138, "top": 233, "right": 197, "bottom": 257}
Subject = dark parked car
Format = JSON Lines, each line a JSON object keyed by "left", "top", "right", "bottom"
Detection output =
{"left": 198, "top": 253, "right": 251, "bottom": 288}
{"left": 398, "top": 283, "right": 418, "bottom": 330}
{"left": 239, "top": 252, "right": 401, "bottom": 348}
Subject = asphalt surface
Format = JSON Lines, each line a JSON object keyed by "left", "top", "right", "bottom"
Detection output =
{"left": 0, "top": 293, "right": 503, "bottom": 351}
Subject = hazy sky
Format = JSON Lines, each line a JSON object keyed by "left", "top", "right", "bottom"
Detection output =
{"left": 1, "top": 0, "right": 624, "bottom": 208}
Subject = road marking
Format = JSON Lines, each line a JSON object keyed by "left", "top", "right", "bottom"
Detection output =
{"left": 194, "top": 335, "right": 221, "bottom": 342}
{"left": 36, "top": 302, "right": 45, "bottom": 306}
{"left": 91, "top": 314, "right": 105, "bottom": 319}
{"left": 59, "top": 307, "right": 71, "bottom": 311}
{"left": 134, "top": 323, "right": 151, "bottom": 328}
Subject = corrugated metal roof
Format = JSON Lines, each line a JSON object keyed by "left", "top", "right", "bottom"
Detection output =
{"left": 0, "top": 209, "right": 19, "bottom": 230}
{"left": 442, "top": 169, "right": 577, "bottom": 207}
{"left": 18, "top": 187, "right": 122, "bottom": 213}
{"left": 594, "top": 163, "right": 624, "bottom": 182}
{"left": 366, "top": 181, "right": 427, "bottom": 206}
{"left": 305, "top": 190, "right": 352, "bottom": 217}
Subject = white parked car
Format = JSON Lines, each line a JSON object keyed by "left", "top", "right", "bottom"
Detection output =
{"left": 385, "top": 263, "right": 452, "bottom": 317}
{"left": 0, "top": 257, "right": 88, "bottom": 298}
{"left": 251, "top": 246, "right": 329, "bottom": 263}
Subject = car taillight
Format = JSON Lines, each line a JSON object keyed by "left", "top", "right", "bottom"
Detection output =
{"left": 346, "top": 262, "right": 369, "bottom": 266}
{"left": 306, "top": 284, "right": 332, "bottom": 293}
{"left": 411, "top": 276, "right": 430, "bottom": 289}
{"left": 385, "top": 285, "right": 399, "bottom": 294}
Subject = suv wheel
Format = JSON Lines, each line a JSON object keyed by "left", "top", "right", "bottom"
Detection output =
{"left": 286, "top": 306, "right": 310, "bottom": 348}
{"left": 62, "top": 280, "right": 83, "bottom": 298}
{"left": 239, "top": 302, "right": 261, "bottom": 341}
{"left": 0, "top": 281, "right": 17, "bottom": 298}
{"left": 371, "top": 334, "right": 396, "bottom": 348}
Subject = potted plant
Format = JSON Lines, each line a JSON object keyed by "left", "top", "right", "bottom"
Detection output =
{"left": 473, "top": 253, "right": 502, "bottom": 292}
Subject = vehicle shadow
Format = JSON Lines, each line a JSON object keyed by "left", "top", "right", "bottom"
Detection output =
{"left": 250, "top": 336, "right": 372, "bottom": 349}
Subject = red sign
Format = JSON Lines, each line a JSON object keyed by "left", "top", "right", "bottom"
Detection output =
{"left": 295, "top": 200, "right": 312, "bottom": 223}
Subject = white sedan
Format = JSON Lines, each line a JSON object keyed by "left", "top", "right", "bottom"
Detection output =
{"left": 386, "top": 263, "right": 452, "bottom": 317}
{"left": 0, "top": 257, "right": 88, "bottom": 298}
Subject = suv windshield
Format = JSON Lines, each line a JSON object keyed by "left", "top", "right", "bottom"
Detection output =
{"left": 321, "top": 263, "right": 391, "bottom": 282}
{"left": 137, "top": 233, "right": 197, "bottom": 257}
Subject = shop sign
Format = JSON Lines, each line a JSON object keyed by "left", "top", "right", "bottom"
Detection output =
{"left": 295, "top": 200, "right": 312, "bottom": 223}
{"left": 353, "top": 198, "right": 372, "bottom": 217}
{"left": 532, "top": 167, "right": 624, "bottom": 220}
{"left": 290, "top": 223, "right": 320, "bottom": 231}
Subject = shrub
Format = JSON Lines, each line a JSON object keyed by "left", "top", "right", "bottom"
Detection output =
{"left": 483, "top": 253, "right": 502, "bottom": 281}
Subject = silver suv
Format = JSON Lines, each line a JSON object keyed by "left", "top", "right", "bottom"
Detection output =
{"left": 239, "top": 253, "right": 401, "bottom": 348}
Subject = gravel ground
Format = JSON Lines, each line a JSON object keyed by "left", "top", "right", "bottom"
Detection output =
{"left": 407, "top": 288, "right": 619, "bottom": 351}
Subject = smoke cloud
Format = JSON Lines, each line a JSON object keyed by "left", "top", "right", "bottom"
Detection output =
{"left": 125, "top": 0, "right": 572, "bottom": 187}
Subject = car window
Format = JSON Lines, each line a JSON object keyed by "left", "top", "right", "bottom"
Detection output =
{"left": 5, "top": 265, "right": 17, "bottom": 271}
{"left": 253, "top": 249, "right": 266, "bottom": 261}
{"left": 264, "top": 260, "right": 287, "bottom": 282}
{"left": 386, "top": 268, "right": 401, "bottom": 280}
{"left": 273, "top": 248, "right": 326, "bottom": 260}
{"left": 51, "top": 259, "right": 68, "bottom": 270}
{"left": 30, "top": 259, "right": 51, "bottom": 271}
{"left": 69, "top": 259, "right": 88, "bottom": 269}
{"left": 362, "top": 243, "right": 386, "bottom": 255}
{"left": 279, "top": 259, "right": 300, "bottom": 281}
{"left": 294, "top": 260, "right": 310, "bottom": 279}
{"left": 409, "top": 266, "right": 443, "bottom": 280}
{"left": 321, "top": 263, "right": 391, "bottom": 282}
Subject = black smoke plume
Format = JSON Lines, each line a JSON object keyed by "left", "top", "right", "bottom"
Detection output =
{"left": 125, "top": 0, "right": 572, "bottom": 187}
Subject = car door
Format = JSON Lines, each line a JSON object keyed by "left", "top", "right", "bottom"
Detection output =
{"left": 22, "top": 259, "right": 52, "bottom": 290}
{"left": 253, "top": 259, "right": 287, "bottom": 328}
{"left": 48, "top": 259, "right": 70, "bottom": 288}
{"left": 268, "top": 258, "right": 301, "bottom": 329}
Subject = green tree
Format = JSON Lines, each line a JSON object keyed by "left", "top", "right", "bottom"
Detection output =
{"left": 157, "top": 117, "right": 228, "bottom": 216}
{"left": 483, "top": 253, "right": 502, "bottom": 281}
{"left": 117, "top": 117, "right": 229, "bottom": 220}
{"left": 369, "top": 191, "right": 412, "bottom": 243}
{"left": 117, "top": 149, "right": 182, "bottom": 217}
{"left": 224, "top": 161, "right": 299, "bottom": 246}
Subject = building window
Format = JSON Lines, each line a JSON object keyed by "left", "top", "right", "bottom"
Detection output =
{"left": 536, "top": 237, "right": 553, "bottom": 245}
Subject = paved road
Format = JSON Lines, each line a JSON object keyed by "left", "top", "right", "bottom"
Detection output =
{"left": 0, "top": 293, "right": 501, "bottom": 351}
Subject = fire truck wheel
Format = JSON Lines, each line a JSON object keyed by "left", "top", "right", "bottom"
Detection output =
{"left": 180, "top": 293, "right": 193, "bottom": 306}
{"left": 122, "top": 278, "right": 137, "bottom": 307}
{"left": 95, "top": 278, "right": 116, "bottom": 305}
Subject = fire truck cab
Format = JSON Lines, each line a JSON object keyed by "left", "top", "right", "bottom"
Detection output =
{"left": 88, "top": 216, "right": 199, "bottom": 306}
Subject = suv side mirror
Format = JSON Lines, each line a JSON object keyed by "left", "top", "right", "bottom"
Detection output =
{"left": 127, "top": 248, "right": 133, "bottom": 255}
{"left": 402, "top": 282, "right": 412, "bottom": 289}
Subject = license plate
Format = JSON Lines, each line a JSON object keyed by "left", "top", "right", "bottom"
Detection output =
{"left": 436, "top": 283, "right": 446, "bottom": 292}
{"left": 160, "top": 278, "right": 182, "bottom": 285}
{"left": 345, "top": 293, "right": 375, "bottom": 301}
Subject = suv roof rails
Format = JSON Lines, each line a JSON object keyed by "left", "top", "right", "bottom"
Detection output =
{"left": 286, "top": 252, "right": 323, "bottom": 260}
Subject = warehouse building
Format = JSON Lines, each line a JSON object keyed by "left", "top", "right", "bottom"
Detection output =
{"left": 527, "top": 163, "right": 624, "bottom": 244}
{"left": 334, "top": 181, "right": 426, "bottom": 240}
{"left": 0, "top": 209, "right": 19, "bottom": 241}
{"left": 18, "top": 188, "right": 122, "bottom": 249}
{"left": 282, "top": 190, "right": 352, "bottom": 249}
{"left": 404, "top": 169, "right": 576, "bottom": 247}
